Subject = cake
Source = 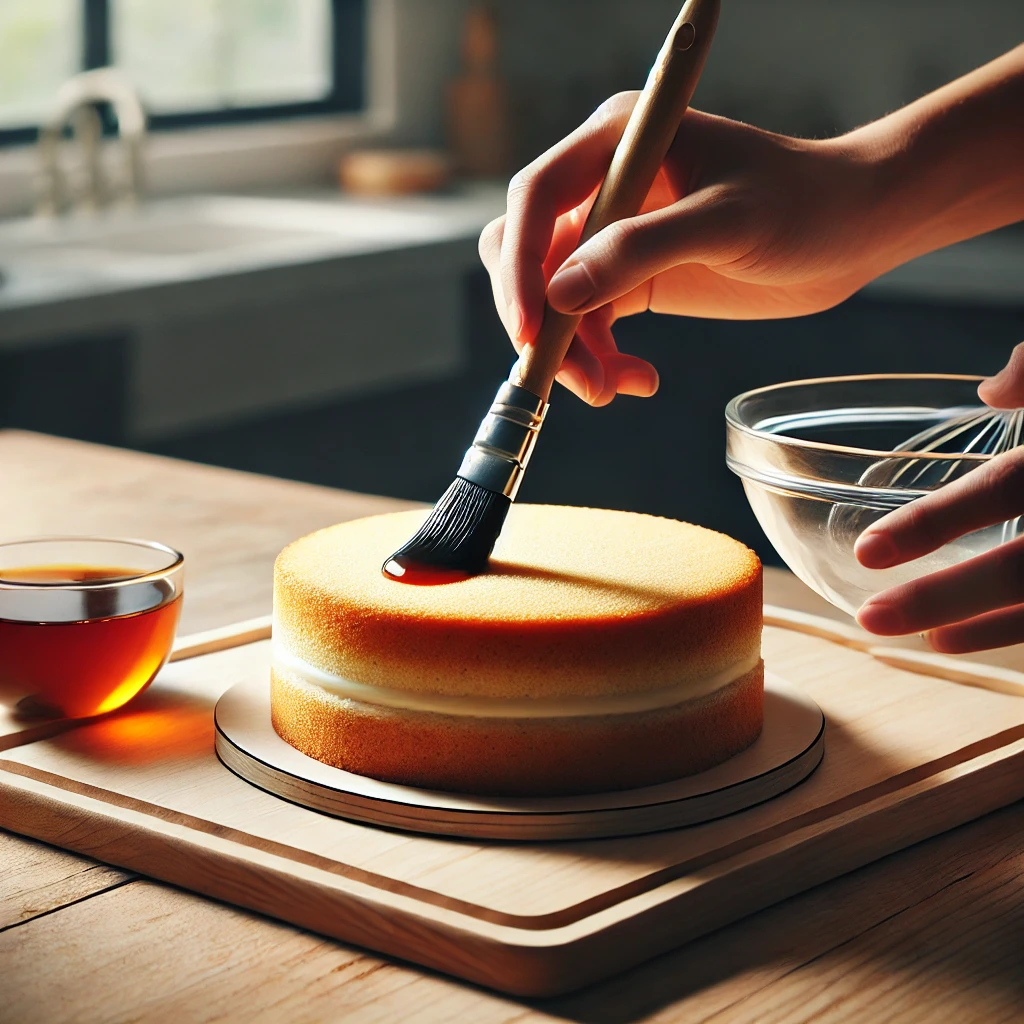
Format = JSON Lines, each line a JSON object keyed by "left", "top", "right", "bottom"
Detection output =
{"left": 271, "top": 504, "right": 763, "bottom": 796}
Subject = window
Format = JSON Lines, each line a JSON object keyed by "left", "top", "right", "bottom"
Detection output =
{"left": 0, "top": 0, "right": 366, "bottom": 146}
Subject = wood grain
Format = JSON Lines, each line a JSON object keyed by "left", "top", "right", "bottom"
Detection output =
{"left": 3, "top": 626, "right": 1024, "bottom": 994}
{"left": 763, "top": 564, "right": 1024, "bottom": 676}
{"left": 765, "top": 605, "right": 1024, "bottom": 699}
{"left": 2, "top": 803, "right": 1023, "bottom": 1022}
{"left": 0, "top": 428, "right": 412, "bottom": 749}
{"left": 1, "top": 616, "right": 274, "bottom": 754}
{"left": 0, "top": 831, "right": 132, "bottom": 931}
{"left": 0, "top": 879, "right": 533, "bottom": 1024}
{"left": 0, "top": 429, "right": 416, "bottom": 969}
{"left": 542, "top": 801, "right": 1024, "bottom": 1024}
{"left": 0, "top": 712, "right": 77, "bottom": 753}
{"left": 169, "top": 615, "right": 273, "bottom": 661}
{"left": 6, "top": 632, "right": 1024, "bottom": 927}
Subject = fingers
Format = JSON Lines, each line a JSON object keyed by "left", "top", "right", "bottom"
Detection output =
{"left": 482, "top": 212, "right": 658, "bottom": 406}
{"left": 855, "top": 448, "right": 1024, "bottom": 569}
{"left": 856, "top": 534, "right": 1024, "bottom": 636}
{"left": 573, "top": 309, "right": 659, "bottom": 406}
{"left": 546, "top": 186, "right": 749, "bottom": 315}
{"left": 554, "top": 335, "right": 605, "bottom": 403}
{"left": 926, "top": 603, "right": 1024, "bottom": 654}
{"left": 978, "top": 341, "right": 1024, "bottom": 409}
{"left": 479, "top": 215, "right": 521, "bottom": 348}
{"left": 478, "top": 214, "right": 503, "bottom": 276}
{"left": 609, "top": 352, "right": 660, "bottom": 399}
{"left": 856, "top": 434, "right": 1024, "bottom": 650}
{"left": 500, "top": 92, "right": 639, "bottom": 343}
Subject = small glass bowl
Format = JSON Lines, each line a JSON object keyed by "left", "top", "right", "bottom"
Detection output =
{"left": 0, "top": 538, "right": 184, "bottom": 719}
{"left": 726, "top": 374, "right": 1016, "bottom": 617}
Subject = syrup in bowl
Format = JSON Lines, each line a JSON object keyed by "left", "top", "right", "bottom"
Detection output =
{"left": 0, "top": 540, "right": 184, "bottom": 719}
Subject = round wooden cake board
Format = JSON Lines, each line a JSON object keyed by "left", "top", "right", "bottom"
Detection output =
{"left": 214, "top": 672, "right": 824, "bottom": 841}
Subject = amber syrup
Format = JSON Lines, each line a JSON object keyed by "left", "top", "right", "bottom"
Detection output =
{"left": 382, "top": 554, "right": 472, "bottom": 586}
{"left": 0, "top": 565, "right": 181, "bottom": 719}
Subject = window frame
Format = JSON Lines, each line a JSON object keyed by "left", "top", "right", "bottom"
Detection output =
{"left": 0, "top": 0, "right": 366, "bottom": 147}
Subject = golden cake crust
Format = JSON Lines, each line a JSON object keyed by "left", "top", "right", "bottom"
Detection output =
{"left": 273, "top": 504, "right": 762, "bottom": 699}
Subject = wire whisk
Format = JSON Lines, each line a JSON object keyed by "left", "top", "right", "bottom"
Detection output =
{"left": 862, "top": 407, "right": 1024, "bottom": 491}
{"left": 850, "top": 405, "right": 1024, "bottom": 547}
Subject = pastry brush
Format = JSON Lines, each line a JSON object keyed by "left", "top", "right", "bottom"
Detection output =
{"left": 385, "top": 0, "right": 720, "bottom": 582}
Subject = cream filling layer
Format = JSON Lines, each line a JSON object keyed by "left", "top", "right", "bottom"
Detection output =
{"left": 272, "top": 644, "right": 762, "bottom": 719}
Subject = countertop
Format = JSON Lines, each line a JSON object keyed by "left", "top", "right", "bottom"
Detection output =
{"left": 1, "top": 429, "right": 1022, "bottom": 1023}
{"left": 0, "top": 186, "right": 510, "bottom": 443}
{"left": 0, "top": 185, "right": 508, "bottom": 347}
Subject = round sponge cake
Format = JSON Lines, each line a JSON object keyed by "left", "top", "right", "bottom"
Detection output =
{"left": 271, "top": 504, "right": 763, "bottom": 796}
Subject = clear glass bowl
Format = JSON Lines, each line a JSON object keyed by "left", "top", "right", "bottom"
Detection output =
{"left": 726, "top": 374, "right": 1018, "bottom": 617}
{"left": 0, "top": 538, "right": 184, "bottom": 719}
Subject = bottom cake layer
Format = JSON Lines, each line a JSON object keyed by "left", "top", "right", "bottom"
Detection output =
{"left": 270, "top": 662, "right": 765, "bottom": 796}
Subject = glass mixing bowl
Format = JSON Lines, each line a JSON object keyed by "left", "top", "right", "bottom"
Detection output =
{"left": 726, "top": 374, "right": 1019, "bottom": 617}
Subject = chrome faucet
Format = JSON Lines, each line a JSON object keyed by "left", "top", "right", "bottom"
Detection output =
{"left": 36, "top": 67, "right": 147, "bottom": 217}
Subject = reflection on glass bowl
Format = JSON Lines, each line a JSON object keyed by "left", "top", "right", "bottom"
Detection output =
{"left": 726, "top": 374, "right": 1020, "bottom": 618}
{"left": 0, "top": 537, "right": 183, "bottom": 719}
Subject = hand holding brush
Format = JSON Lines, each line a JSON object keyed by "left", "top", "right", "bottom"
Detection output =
{"left": 484, "top": 38, "right": 1024, "bottom": 651}
{"left": 484, "top": 51, "right": 1024, "bottom": 408}
{"left": 385, "top": 0, "right": 721, "bottom": 581}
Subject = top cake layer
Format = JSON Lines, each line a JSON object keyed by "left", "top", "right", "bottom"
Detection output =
{"left": 273, "top": 504, "right": 762, "bottom": 700}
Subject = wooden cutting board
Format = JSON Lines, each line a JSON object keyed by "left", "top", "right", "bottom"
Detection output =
{"left": 2, "top": 625, "right": 1024, "bottom": 997}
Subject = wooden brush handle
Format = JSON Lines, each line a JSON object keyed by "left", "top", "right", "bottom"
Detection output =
{"left": 513, "top": 0, "right": 720, "bottom": 400}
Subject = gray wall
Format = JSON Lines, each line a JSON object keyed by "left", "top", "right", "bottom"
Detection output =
{"left": 394, "top": 0, "right": 1024, "bottom": 165}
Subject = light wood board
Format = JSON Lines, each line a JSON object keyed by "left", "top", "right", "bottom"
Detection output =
{"left": 214, "top": 672, "right": 825, "bottom": 839}
{"left": 3, "top": 625, "right": 1024, "bottom": 996}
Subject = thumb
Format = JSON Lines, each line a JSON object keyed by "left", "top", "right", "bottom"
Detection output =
{"left": 979, "top": 341, "right": 1024, "bottom": 409}
{"left": 545, "top": 189, "right": 748, "bottom": 315}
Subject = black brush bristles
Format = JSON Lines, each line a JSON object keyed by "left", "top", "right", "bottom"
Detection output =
{"left": 385, "top": 477, "right": 510, "bottom": 578}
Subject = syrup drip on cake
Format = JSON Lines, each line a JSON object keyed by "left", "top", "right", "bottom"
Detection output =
{"left": 382, "top": 554, "right": 472, "bottom": 586}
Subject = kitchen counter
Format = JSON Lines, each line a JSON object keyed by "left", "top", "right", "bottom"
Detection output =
{"left": 0, "top": 186, "right": 508, "bottom": 442}
{"left": 0, "top": 186, "right": 509, "bottom": 342}
{"left": 2, "top": 428, "right": 1022, "bottom": 1022}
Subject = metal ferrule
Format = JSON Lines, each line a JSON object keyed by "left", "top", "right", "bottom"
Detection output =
{"left": 457, "top": 382, "right": 549, "bottom": 499}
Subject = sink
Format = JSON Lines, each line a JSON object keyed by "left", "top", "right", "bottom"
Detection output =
{"left": 32, "top": 219, "right": 335, "bottom": 257}
{"left": 0, "top": 186, "right": 508, "bottom": 323}
{"left": 0, "top": 185, "right": 508, "bottom": 436}
{"left": 0, "top": 195, "right": 460, "bottom": 281}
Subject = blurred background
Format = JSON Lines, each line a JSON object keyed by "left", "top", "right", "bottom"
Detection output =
{"left": 1, "top": 0, "right": 1022, "bottom": 564}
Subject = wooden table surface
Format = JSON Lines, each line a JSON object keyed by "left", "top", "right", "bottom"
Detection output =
{"left": 2, "top": 429, "right": 1022, "bottom": 1024}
